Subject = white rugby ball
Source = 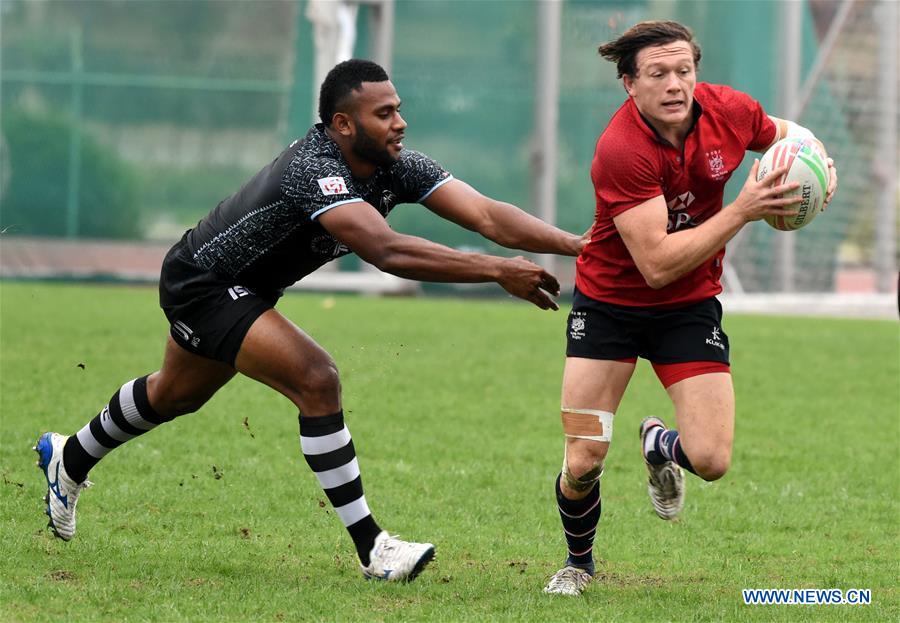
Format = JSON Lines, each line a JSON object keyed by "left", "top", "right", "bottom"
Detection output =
{"left": 756, "top": 137, "right": 829, "bottom": 231}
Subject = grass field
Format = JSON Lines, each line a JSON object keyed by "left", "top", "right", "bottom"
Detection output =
{"left": 1, "top": 281, "right": 897, "bottom": 622}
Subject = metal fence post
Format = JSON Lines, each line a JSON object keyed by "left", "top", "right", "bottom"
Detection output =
{"left": 66, "top": 25, "right": 83, "bottom": 239}
{"left": 776, "top": 0, "right": 803, "bottom": 292}
{"left": 875, "top": 0, "right": 898, "bottom": 293}
{"left": 533, "top": 0, "right": 561, "bottom": 275}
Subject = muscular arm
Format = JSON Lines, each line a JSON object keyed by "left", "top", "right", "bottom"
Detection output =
{"left": 423, "top": 179, "right": 584, "bottom": 256}
{"left": 615, "top": 161, "right": 800, "bottom": 289}
{"left": 317, "top": 200, "right": 562, "bottom": 309}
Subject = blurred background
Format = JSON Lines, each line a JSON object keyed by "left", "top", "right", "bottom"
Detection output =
{"left": 1, "top": 0, "right": 897, "bottom": 313}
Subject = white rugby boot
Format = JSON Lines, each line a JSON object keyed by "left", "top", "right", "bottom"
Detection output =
{"left": 543, "top": 565, "right": 593, "bottom": 596}
{"left": 640, "top": 417, "right": 685, "bottom": 521}
{"left": 360, "top": 531, "right": 435, "bottom": 582}
{"left": 34, "top": 432, "right": 92, "bottom": 541}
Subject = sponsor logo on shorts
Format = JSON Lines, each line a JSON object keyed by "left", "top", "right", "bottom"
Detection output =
{"left": 569, "top": 311, "right": 587, "bottom": 341}
{"left": 317, "top": 176, "right": 348, "bottom": 196}
{"left": 172, "top": 320, "right": 200, "bottom": 348}
{"left": 706, "top": 326, "right": 725, "bottom": 351}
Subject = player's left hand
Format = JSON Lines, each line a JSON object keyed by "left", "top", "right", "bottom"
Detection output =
{"left": 824, "top": 157, "right": 837, "bottom": 209}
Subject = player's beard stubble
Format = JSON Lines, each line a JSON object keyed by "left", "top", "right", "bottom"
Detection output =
{"left": 351, "top": 122, "right": 399, "bottom": 169}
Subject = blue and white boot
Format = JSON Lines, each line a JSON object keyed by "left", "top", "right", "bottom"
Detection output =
{"left": 34, "top": 432, "right": 92, "bottom": 541}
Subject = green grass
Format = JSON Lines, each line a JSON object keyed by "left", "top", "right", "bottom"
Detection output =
{"left": 1, "top": 281, "right": 897, "bottom": 622}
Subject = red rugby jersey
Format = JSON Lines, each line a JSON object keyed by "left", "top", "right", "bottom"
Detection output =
{"left": 576, "top": 82, "right": 776, "bottom": 307}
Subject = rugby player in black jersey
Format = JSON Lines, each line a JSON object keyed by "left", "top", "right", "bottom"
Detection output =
{"left": 34, "top": 59, "right": 586, "bottom": 582}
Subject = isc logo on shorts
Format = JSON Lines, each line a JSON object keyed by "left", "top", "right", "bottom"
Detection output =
{"left": 228, "top": 286, "right": 251, "bottom": 300}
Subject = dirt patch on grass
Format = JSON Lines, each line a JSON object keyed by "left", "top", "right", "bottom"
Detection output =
{"left": 594, "top": 570, "right": 667, "bottom": 587}
{"left": 48, "top": 570, "right": 75, "bottom": 582}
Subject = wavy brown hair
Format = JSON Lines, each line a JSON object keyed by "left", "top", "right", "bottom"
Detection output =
{"left": 598, "top": 21, "right": 702, "bottom": 79}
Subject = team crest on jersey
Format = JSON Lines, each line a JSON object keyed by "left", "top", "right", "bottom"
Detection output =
{"left": 706, "top": 150, "right": 727, "bottom": 180}
{"left": 380, "top": 190, "right": 397, "bottom": 212}
{"left": 317, "top": 176, "right": 348, "bottom": 196}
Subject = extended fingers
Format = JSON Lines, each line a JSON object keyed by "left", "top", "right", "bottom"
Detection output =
{"left": 540, "top": 271, "right": 561, "bottom": 297}
{"left": 531, "top": 288, "right": 559, "bottom": 311}
{"left": 761, "top": 162, "right": 793, "bottom": 186}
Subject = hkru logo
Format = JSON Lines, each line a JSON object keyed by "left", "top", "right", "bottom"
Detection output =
{"left": 706, "top": 149, "right": 727, "bottom": 180}
{"left": 706, "top": 326, "right": 725, "bottom": 351}
{"left": 569, "top": 312, "right": 587, "bottom": 341}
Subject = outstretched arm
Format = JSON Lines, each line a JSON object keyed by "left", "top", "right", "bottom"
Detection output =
{"left": 317, "top": 200, "right": 562, "bottom": 310}
{"left": 422, "top": 179, "right": 586, "bottom": 256}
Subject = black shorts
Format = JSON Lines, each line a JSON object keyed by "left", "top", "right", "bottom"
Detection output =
{"left": 158, "top": 235, "right": 280, "bottom": 365}
{"left": 565, "top": 288, "right": 730, "bottom": 365}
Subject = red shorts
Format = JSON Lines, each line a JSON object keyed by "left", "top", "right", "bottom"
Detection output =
{"left": 617, "top": 358, "right": 730, "bottom": 388}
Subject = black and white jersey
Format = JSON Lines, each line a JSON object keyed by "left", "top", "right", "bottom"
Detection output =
{"left": 185, "top": 124, "right": 453, "bottom": 293}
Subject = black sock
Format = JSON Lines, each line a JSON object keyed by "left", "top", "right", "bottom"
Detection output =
{"left": 299, "top": 411, "right": 382, "bottom": 566}
{"left": 555, "top": 474, "right": 601, "bottom": 575}
{"left": 63, "top": 376, "right": 168, "bottom": 483}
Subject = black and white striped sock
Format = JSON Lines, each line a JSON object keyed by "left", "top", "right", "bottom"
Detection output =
{"left": 299, "top": 411, "right": 381, "bottom": 565}
{"left": 62, "top": 376, "right": 169, "bottom": 483}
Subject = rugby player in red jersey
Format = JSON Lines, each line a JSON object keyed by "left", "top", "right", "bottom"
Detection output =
{"left": 544, "top": 21, "right": 838, "bottom": 595}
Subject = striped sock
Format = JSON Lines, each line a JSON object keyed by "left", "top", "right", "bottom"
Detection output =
{"left": 299, "top": 412, "right": 381, "bottom": 566}
{"left": 650, "top": 427, "right": 697, "bottom": 475}
{"left": 62, "top": 376, "right": 169, "bottom": 483}
{"left": 555, "top": 474, "right": 601, "bottom": 575}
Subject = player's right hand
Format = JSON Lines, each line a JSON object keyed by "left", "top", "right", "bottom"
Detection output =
{"left": 498, "top": 256, "right": 561, "bottom": 311}
{"left": 734, "top": 160, "right": 803, "bottom": 222}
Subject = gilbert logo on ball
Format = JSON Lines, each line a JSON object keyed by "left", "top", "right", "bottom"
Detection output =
{"left": 756, "top": 137, "right": 830, "bottom": 231}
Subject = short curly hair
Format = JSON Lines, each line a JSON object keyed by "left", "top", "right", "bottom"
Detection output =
{"left": 318, "top": 59, "right": 390, "bottom": 126}
{"left": 598, "top": 21, "right": 701, "bottom": 79}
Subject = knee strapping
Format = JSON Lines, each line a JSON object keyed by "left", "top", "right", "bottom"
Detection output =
{"left": 561, "top": 407, "right": 614, "bottom": 443}
{"left": 559, "top": 407, "right": 613, "bottom": 492}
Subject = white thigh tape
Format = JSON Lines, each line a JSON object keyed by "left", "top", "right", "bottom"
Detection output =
{"left": 561, "top": 407, "right": 614, "bottom": 442}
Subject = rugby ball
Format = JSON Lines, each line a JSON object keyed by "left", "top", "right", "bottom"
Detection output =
{"left": 756, "top": 137, "right": 829, "bottom": 231}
